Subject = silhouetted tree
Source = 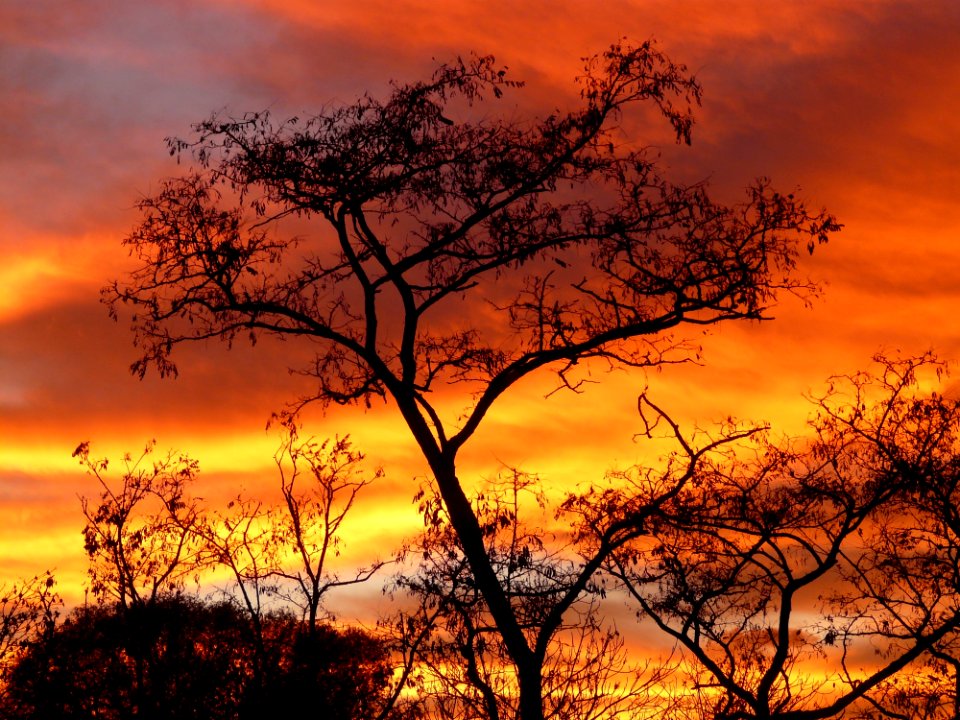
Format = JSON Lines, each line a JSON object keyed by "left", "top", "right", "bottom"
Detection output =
{"left": 571, "top": 355, "right": 960, "bottom": 720}
{"left": 74, "top": 441, "right": 203, "bottom": 609}
{"left": 107, "top": 40, "right": 839, "bottom": 720}
{"left": 180, "top": 427, "right": 389, "bottom": 700}
{"left": 270, "top": 430, "right": 386, "bottom": 633}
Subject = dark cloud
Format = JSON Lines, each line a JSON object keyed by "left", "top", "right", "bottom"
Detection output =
{"left": 667, "top": 2, "right": 960, "bottom": 201}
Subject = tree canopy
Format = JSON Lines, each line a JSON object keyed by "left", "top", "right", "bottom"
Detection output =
{"left": 108, "top": 40, "right": 837, "bottom": 430}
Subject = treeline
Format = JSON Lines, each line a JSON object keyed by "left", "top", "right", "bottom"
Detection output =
{"left": 1, "top": 593, "right": 401, "bottom": 720}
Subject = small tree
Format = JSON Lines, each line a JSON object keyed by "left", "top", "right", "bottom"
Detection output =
{"left": 75, "top": 441, "right": 203, "bottom": 609}
{"left": 189, "top": 429, "right": 386, "bottom": 679}
{"left": 108, "top": 40, "right": 839, "bottom": 720}
{"left": 271, "top": 431, "right": 386, "bottom": 633}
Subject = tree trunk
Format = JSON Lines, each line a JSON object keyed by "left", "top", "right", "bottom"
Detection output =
{"left": 394, "top": 394, "right": 547, "bottom": 720}
{"left": 517, "top": 661, "right": 545, "bottom": 720}
{"left": 433, "top": 463, "right": 545, "bottom": 720}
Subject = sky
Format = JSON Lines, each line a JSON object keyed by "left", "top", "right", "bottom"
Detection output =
{"left": 2, "top": 0, "right": 960, "bottom": 615}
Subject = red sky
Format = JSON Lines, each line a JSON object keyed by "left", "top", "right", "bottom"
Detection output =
{"left": 2, "top": 0, "right": 960, "bottom": 612}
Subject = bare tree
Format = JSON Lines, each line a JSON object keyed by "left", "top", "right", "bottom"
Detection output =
{"left": 572, "top": 355, "right": 960, "bottom": 720}
{"left": 107, "top": 40, "right": 839, "bottom": 720}
{"left": 270, "top": 430, "right": 386, "bottom": 633}
{"left": 191, "top": 433, "right": 383, "bottom": 629}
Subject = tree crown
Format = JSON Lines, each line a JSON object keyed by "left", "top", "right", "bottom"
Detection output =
{"left": 107, "top": 40, "right": 839, "bottom": 454}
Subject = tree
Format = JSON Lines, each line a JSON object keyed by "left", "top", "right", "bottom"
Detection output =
{"left": 570, "top": 355, "right": 960, "bottom": 720}
{"left": 75, "top": 441, "right": 204, "bottom": 609}
{"left": 107, "top": 40, "right": 839, "bottom": 720}
{"left": 183, "top": 427, "right": 389, "bottom": 698}
{"left": 270, "top": 430, "right": 386, "bottom": 633}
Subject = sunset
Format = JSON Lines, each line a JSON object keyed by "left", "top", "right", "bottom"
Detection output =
{"left": 3, "top": 1, "right": 960, "bottom": 718}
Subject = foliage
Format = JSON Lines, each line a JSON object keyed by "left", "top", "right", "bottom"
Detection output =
{"left": 1, "top": 593, "right": 405, "bottom": 720}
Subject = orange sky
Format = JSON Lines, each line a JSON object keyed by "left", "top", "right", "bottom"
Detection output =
{"left": 2, "top": 0, "right": 960, "bottom": 616}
